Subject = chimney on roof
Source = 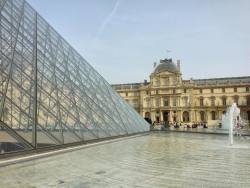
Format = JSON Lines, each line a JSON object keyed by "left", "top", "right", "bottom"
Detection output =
{"left": 177, "top": 59, "right": 181, "bottom": 72}
{"left": 144, "top": 79, "right": 147, "bottom": 85}
{"left": 153, "top": 62, "right": 157, "bottom": 67}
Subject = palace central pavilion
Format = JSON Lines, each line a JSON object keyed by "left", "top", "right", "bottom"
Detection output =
{"left": 112, "top": 58, "right": 250, "bottom": 126}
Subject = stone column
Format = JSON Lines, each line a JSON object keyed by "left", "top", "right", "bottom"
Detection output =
{"left": 151, "top": 112, "right": 154, "bottom": 122}
{"left": 160, "top": 111, "right": 163, "bottom": 122}
{"left": 206, "top": 110, "right": 209, "bottom": 121}
{"left": 177, "top": 111, "right": 181, "bottom": 122}
{"left": 190, "top": 110, "right": 195, "bottom": 122}
{"left": 194, "top": 110, "right": 197, "bottom": 122}
{"left": 169, "top": 111, "right": 172, "bottom": 122}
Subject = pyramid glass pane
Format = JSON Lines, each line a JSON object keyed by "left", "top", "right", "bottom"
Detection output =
{"left": 0, "top": 0, "right": 149, "bottom": 154}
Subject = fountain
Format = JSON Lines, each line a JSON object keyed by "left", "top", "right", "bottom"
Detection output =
{"left": 222, "top": 103, "right": 240, "bottom": 146}
{"left": 222, "top": 103, "right": 242, "bottom": 145}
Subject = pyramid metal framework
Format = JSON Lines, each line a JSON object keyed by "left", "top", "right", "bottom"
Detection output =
{"left": 0, "top": 0, "right": 149, "bottom": 154}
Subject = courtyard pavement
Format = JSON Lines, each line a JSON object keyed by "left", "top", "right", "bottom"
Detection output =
{"left": 0, "top": 132, "right": 250, "bottom": 188}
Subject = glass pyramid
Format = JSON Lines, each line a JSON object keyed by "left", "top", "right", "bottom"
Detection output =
{"left": 0, "top": 0, "right": 149, "bottom": 154}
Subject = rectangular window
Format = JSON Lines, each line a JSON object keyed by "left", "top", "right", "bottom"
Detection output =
{"left": 184, "top": 89, "right": 186, "bottom": 93}
{"left": 154, "top": 78, "right": 160, "bottom": 86}
{"left": 184, "top": 97, "right": 188, "bottom": 107}
{"left": 163, "top": 98, "right": 169, "bottom": 106}
{"left": 211, "top": 89, "right": 214, "bottom": 93}
{"left": 246, "top": 87, "right": 249, "bottom": 92}
{"left": 234, "top": 96, "right": 239, "bottom": 105}
{"left": 200, "top": 89, "right": 203, "bottom": 94}
{"left": 200, "top": 111, "right": 205, "bottom": 121}
{"left": 211, "top": 111, "right": 216, "bottom": 120}
{"left": 234, "top": 87, "right": 237, "bottom": 92}
{"left": 155, "top": 98, "right": 160, "bottom": 107}
{"left": 132, "top": 99, "right": 138, "bottom": 107}
{"left": 222, "top": 88, "right": 225, "bottom": 93}
{"left": 247, "top": 97, "right": 250, "bottom": 106}
{"left": 173, "top": 98, "right": 177, "bottom": 106}
{"left": 157, "top": 80, "right": 160, "bottom": 86}
{"left": 211, "top": 98, "right": 215, "bottom": 106}
{"left": 222, "top": 97, "right": 227, "bottom": 106}
{"left": 146, "top": 98, "right": 150, "bottom": 107}
{"left": 200, "top": 98, "right": 204, "bottom": 106}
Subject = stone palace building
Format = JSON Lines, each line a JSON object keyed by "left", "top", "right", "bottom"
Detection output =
{"left": 112, "top": 58, "right": 250, "bottom": 126}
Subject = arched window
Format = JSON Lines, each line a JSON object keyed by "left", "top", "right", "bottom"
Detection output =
{"left": 247, "top": 111, "right": 250, "bottom": 121}
{"left": 247, "top": 96, "right": 250, "bottom": 106}
{"left": 222, "top": 96, "right": 227, "bottom": 106}
{"left": 211, "top": 111, "right": 216, "bottom": 120}
{"left": 145, "top": 112, "right": 151, "bottom": 118}
{"left": 183, "top": 111, "right": 189, "bottom": 122}
{"left": 200, "top": 111, "right": 205, "bottom": 121}
{"left": 234, "top": 95, "right": 239, "bottom": 105}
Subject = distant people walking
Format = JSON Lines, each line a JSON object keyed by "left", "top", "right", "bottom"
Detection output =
{"left": 235, "top": 119, "right": 244, "bottom": 136}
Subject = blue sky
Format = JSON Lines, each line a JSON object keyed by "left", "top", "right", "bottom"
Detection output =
{"left": 27, "top": 0, "right": 250, "bottom": 84}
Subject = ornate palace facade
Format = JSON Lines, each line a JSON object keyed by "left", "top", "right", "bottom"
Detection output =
{"left": 112, "top": 59, "right": 250, "bottom": 126}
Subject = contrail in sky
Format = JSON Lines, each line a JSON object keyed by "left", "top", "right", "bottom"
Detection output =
{"left": 92, "top": 0, "right": 121, "bottom": 46}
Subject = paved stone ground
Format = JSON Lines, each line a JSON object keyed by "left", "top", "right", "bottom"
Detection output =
{"left": 0, "top": 132, "right": 250, "bottom": 188}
